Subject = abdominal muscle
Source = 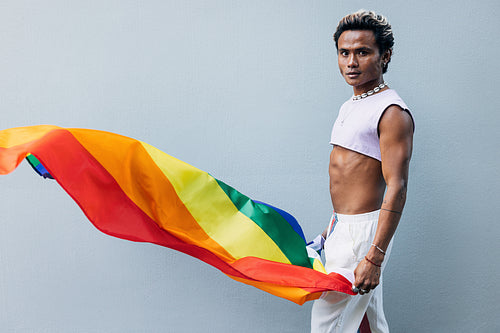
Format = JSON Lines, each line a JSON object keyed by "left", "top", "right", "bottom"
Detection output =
{"left": 329, "top": 145, "right": 386, "bottom": 214}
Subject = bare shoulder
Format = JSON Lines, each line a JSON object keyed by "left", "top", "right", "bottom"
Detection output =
{"left": 379, "top": 105, "right": 414, "bottom": 138}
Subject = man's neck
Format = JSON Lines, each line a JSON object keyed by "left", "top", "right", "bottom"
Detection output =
{"left": 352, "top": 78, "right": 385, "bottom": 96}
{"left": 352, "top": 81, "right": 388, "bottom": 100}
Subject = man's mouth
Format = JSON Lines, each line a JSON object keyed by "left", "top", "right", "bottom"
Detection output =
{"left": 346, "top": 72, "right": 360, "bottom": 78}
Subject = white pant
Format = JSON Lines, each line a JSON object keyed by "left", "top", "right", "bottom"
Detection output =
{"left": 311, "top": 210, "right": 392, "bottom": 333}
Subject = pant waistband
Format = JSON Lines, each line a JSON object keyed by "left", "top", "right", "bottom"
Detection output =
{"left": 335, "top": 210, "right": 380, "bottom": 224}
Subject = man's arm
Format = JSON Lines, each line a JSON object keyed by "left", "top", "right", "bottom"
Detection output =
{"left": 353, "top": 105, "right": 414, "bottom": 294}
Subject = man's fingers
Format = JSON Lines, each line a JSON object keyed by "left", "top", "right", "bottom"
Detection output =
{"left": 352, "top": 284, "right": 370, "bottom": 295}
{"left": 352, "top": 281, "right": 379, "bottom": 295}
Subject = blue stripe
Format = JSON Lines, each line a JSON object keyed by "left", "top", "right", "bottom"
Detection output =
{"left": 254, "top": 201, "right": 306, "bottom": 242}
{"left": 26, "top": 154, "right": 54, "bottom": 179}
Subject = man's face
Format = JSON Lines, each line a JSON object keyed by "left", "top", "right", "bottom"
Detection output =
{"left": 337, "top": 30, "right": 390, "bottom": 94}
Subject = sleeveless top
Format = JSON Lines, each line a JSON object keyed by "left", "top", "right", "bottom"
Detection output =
{"left": 330, "top": 89, "right": 413, "bottom": 161}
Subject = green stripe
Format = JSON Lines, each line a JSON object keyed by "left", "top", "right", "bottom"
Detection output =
{"left": 26, "top": 154, "right": 41, "bottom": 167}
{"left": 215, "top": 178, "right": 312, "bottom": 268}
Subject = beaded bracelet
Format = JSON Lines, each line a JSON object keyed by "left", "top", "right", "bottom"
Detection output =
{"left": 371, "top": 243, "right": 386, "bottom": 255}
{"left": 365, "top": 256, "right": 381, "bottom": 267}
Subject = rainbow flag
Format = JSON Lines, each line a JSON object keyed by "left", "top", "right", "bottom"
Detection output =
{"left": 0, "top": 125, "right": 355, "bottom": 305}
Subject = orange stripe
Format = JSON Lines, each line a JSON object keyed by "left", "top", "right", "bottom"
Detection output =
{"left": 0, "top": 125, "right": 59, "bottom": 149}
{"left": 68, "top": 128, "right": 236, "bottom": 263}
{"left": 227, "top": 275, "right": 323, "bottom": 305}
{"left": 0, "top": 144, "right": 31, "bottom": 174}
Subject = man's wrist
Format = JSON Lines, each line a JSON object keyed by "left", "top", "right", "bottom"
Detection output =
{"left": 364, "top": 256, "right": 381, "bottom": 267}
{"left": 366, "top": 247, "right": 385, "bottom": 266}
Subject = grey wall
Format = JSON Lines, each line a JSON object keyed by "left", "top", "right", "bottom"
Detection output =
{"left": 0, "top": 1, "right": 498, "bottom": 332}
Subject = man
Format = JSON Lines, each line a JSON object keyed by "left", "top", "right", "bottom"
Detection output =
{"left": 310, "top": 10, "right": 414, "bottom": 332}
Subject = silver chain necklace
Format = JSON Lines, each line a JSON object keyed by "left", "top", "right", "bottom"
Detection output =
{"left": 352, "top": 82, "right": 388, "bottom": 101}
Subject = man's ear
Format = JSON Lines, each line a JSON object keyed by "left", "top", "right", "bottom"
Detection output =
{"left": 382, "top": 49, "right": 392, "bottom": 64}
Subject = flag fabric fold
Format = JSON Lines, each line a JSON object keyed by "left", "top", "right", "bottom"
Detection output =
{"left": 0, "top": 125, "right": 355, "bottom": 305}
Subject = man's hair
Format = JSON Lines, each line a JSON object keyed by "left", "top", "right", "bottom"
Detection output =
{"left": 333, "top": 10, "right": 394, "bottom": 73}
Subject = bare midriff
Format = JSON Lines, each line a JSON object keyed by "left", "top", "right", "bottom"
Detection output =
{"left": 329, "top": 145, "right": 386, "bottom": 214}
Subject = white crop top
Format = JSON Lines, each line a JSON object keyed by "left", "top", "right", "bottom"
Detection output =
{"left": 330, "top": 89, "right": 413, "bottom": 161}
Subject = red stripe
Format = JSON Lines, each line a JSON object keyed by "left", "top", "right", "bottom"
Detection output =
{"left": 233, "top": 257, "right": 355, "bottom": 294}
{"left": 27, "top": 129, "right": 249, "bottom": 279}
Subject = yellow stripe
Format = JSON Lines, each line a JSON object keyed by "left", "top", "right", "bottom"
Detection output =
{"left": 141, "top": 142, "right": 291, "bottom": 264}
{"left": 312, "top": 258, "right": 327, "bottom": 274}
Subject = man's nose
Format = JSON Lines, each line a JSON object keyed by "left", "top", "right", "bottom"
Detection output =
{"left": 348, "top": 54, "right": 358, "bottom": 67}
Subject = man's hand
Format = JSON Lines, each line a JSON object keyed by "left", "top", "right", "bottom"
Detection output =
{"left": 352, "top": 247, "right": 384, "bottom": 295}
